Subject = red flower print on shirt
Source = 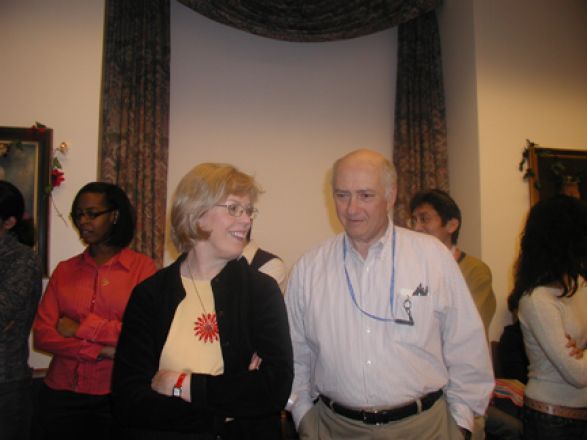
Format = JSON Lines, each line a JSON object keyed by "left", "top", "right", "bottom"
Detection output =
{"left": 194, "top": 313, "right": 219, "bottom": 343}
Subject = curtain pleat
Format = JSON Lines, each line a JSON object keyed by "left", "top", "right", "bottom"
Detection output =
{"left": 100, "top": 0, "right": 170, "bottom": 266}
{"left": 393, "top": 11, "right": 449, "bottom": 227}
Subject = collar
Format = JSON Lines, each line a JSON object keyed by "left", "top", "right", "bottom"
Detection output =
{"left": 344, "top": 221, "right": 393, "bottom": 260}
{"left": 77, "top": 247, "right": 132, "bottom": 271}
{"left": 241, "top": 240, "right": 259, "bottom": 265}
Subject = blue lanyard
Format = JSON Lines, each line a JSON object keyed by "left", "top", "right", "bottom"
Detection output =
{"left": 343, "top": 227, "right": 413, "bottom": 325}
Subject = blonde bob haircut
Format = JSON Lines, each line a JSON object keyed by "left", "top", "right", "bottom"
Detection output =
{"left": 171, "top": 163, "right": 261, "bottom": 253}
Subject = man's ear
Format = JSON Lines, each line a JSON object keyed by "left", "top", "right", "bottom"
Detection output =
{"left": 387, "top": 186, "right": 398, "bottom": 212}
{"left": 446, "top": 218, "right": 459, "bottom": 235}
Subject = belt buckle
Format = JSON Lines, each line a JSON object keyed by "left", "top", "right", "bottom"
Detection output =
{"left": 362, "top": 409, "right": 381, "bottom": 425}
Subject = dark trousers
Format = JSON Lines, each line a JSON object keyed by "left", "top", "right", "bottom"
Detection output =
{"left": 38, "top": 383, "right": 120, "bottom": 440}
{"left": 0, "top": 379, "right": 32, "bottom": 440}
{"left": 523, "top": 406, "right": 587, "bottom": 440}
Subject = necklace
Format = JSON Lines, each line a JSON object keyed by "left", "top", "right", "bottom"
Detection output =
{"left": 186, "top": 262, "right": 219, "bottom": 343}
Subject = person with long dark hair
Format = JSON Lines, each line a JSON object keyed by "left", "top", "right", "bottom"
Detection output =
{"left": 0, "top": 181, "right": 42, "bottom": 440}
{"left": 33, "top": 182, "right": 157, "bottom": 439}
{"left": 509, "top": 195, "right": 587, "bottom": 439}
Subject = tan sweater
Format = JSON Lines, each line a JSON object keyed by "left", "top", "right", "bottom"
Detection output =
{"left": 458, "top": 253, "right": 497, "bottom": 335}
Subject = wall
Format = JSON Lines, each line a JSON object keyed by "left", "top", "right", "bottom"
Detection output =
{"left": 440, "top": 0, "right": 587, "bottom": 341}
{"left": 169, "top": 2, "right": 396, "bottom": 267}
{"left": 0, "top": 0, "right": 105, "bottom": 268}
{"left": 0, "top": 0, "right": 105, "bottom": 367}
{"left": 437, "top": 0, "right": 481, "bottom": 258}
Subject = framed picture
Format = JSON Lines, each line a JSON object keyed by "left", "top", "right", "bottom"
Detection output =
{"left": 0, "top": 126, "right": 52, "bottom": 275}
{"left": 527, "top": 144, "right": 587, "bottom": 205}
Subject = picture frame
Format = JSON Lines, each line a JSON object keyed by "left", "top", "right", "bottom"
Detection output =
{"left": 0, "top": 126, "right": 52, "bottom": 275}
{"left": 527, "top": 144, "right": 587, "bottom": 205}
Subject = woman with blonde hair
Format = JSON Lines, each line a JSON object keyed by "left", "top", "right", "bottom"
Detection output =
{"left": 112, "top": 163, "right": 293, "bottom": 439}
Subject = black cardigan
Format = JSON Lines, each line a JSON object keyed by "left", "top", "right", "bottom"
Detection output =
{"left": 111, "top": 255, "right": 293, "bottom": 438}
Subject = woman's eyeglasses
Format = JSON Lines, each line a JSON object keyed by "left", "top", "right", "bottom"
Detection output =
{"left": 70, "top": 208, "right": 115, "bottom": 221}
{"left": 215, "top": 203, "right": 258, "bottom": 220}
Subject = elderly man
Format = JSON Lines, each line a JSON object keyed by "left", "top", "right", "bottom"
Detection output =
{"left": 409, "top": 189, "right": 496, "bottom": 335}
{"left": 285, "top": 149, "right": 493, "bottom": 439}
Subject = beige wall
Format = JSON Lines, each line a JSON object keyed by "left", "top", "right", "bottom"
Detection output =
{"left": 440, "top": 0, "right": 587, "bottom": 341}
{"left": 438, "top": 0, "right": 482, "bottom": 258}
{"left": 169, "top": 2, "right": 396, "bottom": 267}
{"left": 0, "top": 0, "right": 105, "bottom": 368}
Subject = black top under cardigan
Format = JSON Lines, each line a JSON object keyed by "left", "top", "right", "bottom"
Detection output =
{"left": 111, "top": 254, "right": 293, "bottom": 439}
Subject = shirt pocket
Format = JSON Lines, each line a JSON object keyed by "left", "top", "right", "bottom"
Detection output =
{"left": 389, "top": 287, "right": 436, "bottom": 347}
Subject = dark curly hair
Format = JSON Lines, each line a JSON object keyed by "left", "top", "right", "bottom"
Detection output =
{"left": 71, "top": 182, "right": 135, "bottom": 248}
{"left": 508, "top": 195, "right": 587, "bottom": 311}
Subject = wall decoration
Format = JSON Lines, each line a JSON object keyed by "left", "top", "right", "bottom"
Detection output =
{"left": 0, "top": 125, "right": 52, "bottom": 275}
{"left": 520, "top": 140, "right": 587, "bottom": 205}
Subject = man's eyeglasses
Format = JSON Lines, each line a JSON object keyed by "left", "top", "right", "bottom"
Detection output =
{"left": 215, "top": 203, "right": 258, "bottom": 220}
{"left": 71, "top": 208, "right": 115, "bottom": 222}
{"left": 407, "top": 214, "right": 437, "bottom": 229}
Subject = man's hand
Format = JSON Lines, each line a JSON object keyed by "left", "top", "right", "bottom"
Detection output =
{"left": 57, "top": 316, "right": 80, "bottom": 338}
{"left": 566, "top": 334, "right": 584, "bottom": 359}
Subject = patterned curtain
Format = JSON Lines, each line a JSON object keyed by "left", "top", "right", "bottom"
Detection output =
{"left": 177, "top": 0, "right": 440, "bottom": 42}
{"left": 100, "top": 0, "right": 170, "bottom": 266}
{"left": 393, "top": 11, "right": 448, "bottom": 227}
{"left": 99, "top": 0, "right": 446, "bottom": 263}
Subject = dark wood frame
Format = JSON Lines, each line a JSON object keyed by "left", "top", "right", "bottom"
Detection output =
{"left": 528, "top": 145, "right": 587, "bottom": 205}
{"left": 0, "top": 126, "right": 52, "bottom": 275}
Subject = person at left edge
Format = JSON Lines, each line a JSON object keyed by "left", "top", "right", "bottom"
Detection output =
{"left": 33, "top": 182, "right": 157, "bottom": 439}
{"left": 0, "top": 181, "right": 42, "bottom": 440}
{"left": 112, "top": 163, "right": 293, "bottom": 439}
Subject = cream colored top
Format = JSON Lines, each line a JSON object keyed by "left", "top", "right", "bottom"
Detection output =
{"left": 159, "top": 277, "right": 224, "bottom": 375}
{"left": 242, "top": 240, "right": 287, "bottom": 293}
{"left": 519, "top": 280, "right": 587, "bottom": 407}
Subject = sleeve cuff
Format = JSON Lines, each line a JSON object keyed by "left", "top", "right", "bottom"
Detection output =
{"left": 76, "top": 312, "right": 104, "bottom": 341}
{"left": 78, "top": 340, "right": 104, "bottom": 361}
{"left": 291, "top": 398, "right": 314, "bottom": 429}
{"left": 448, "top": 401, "right": 475, "bottom": 432}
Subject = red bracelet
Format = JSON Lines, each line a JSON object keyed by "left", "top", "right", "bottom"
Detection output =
{"left": 172, "top": 372, "right": 187, "bottom": 397}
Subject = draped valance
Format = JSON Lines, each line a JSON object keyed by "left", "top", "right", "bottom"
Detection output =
{"left": 177, "top": 0, "right": 441, "bottom": 42}
{"left": 100, "top": 0, "right": 447, "bottom": 263}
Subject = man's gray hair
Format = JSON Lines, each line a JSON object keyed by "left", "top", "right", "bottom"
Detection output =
{"left": 331, "top": 149, "right": 397, "bottom": 198}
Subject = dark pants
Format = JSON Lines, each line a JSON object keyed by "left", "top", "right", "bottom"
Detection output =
{"left": 38, "top": 383, "right": 120, "bottom": 440}
{"left": 523, "top": 406, "right": 587, "bottom": 440}
{"left": 122, "top": 416, "right": 282, "bottom": 440}
{"left": 0, "top": 379, "right": 32, "bottom": 440}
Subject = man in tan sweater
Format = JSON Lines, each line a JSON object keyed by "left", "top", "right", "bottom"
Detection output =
{"left": 409, "top": 189, "right": 496, "bottom": 335}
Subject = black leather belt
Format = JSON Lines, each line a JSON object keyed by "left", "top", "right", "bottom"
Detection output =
{"left": 320, "top": 389, "right": 443, "bottom": 425}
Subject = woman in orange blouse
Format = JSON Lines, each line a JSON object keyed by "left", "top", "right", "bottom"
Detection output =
{"left": 33, "top": 182, "right": 156, "bottom": 439}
